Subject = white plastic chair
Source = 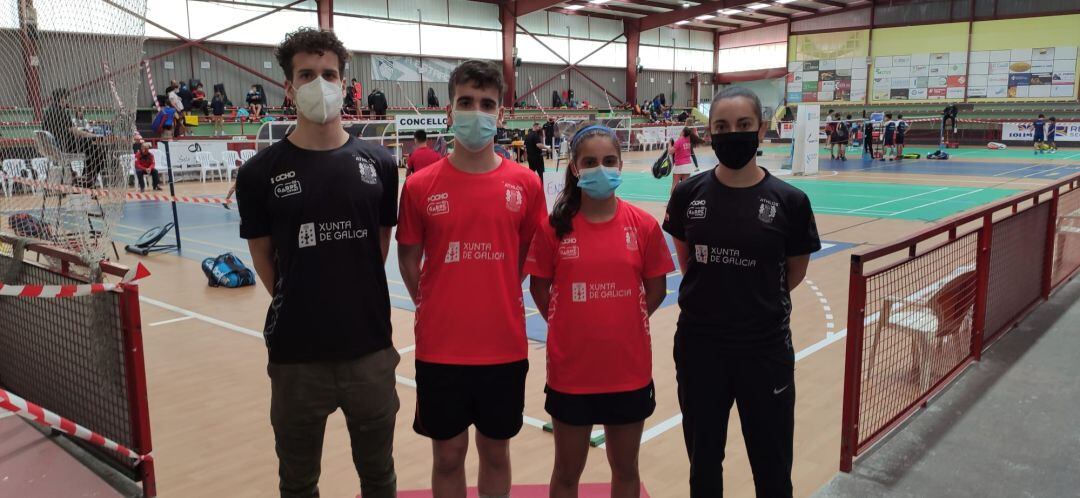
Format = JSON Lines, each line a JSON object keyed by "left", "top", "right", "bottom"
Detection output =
{"left": 239, "top": 148, "right": 256, "bottom": 163}
{"left": 120, "top": 154, "right": 136, "bottom": 186}
{"left": 2, "top": 159, "right": 31, "bottom": 197}
{"left": 222, "top": 150, "right": 241, "bottom": 182}
{"left": 194, "top": 151, "right": 223, "bottom": 183}
{"left": 30, "top": 158, "right": 51, "bottom": 188}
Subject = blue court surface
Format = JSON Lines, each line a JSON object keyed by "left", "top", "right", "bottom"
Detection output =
{"left": 820, "top": 157, "right": 1080, "bottom": 179}
{"left": 111, "top": 200, "right": 852, "bottom": 342}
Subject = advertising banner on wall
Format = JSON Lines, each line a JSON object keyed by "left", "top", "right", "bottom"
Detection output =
{"left": 394, "top": 114, "right": 449, "bottom": 131}
{"left": 1002, "top": 122, "right": 1080, "bottom": 142}
{"left": 371, "top": 56, "right": 459, "bottom": 83}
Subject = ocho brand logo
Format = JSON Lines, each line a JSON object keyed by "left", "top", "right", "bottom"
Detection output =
{"left": 427, "top": 192, "right": 449, "bottom": 216}
{"left": 271, "top": 171, "right": 296, "bottom": 184}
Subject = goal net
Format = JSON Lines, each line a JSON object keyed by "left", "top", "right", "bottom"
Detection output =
{"left": 0, "top": 0, "right": 147, "bottom": 268}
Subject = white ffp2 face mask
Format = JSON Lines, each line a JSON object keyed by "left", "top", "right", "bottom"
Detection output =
{"left": 294, "top": 76, "right": 343, "bottom": 124}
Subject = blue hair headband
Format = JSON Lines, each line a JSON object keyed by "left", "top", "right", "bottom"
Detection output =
{"left": 570, "top": 125, "right": 617, "bottom": 150}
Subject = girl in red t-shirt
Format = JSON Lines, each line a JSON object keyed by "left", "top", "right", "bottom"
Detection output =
{"left": 526, "top": 123, "right": 673, "bottom": 496}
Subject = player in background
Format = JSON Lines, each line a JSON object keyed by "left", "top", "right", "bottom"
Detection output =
{"left": 895, "top": 114, "right": 908, "bottom": 159}
{"left": 1046, "top": 116, "right": 1057, "bottom": 154}
{"left": 1033, "top": 114, "right": 1046, "bottom": 155}
{"left": 882, "top": 113, "right": 897, "bottom": 161}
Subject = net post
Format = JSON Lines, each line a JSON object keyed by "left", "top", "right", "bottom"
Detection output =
{"left": 118, "top": 283, "right": 155, "bottom": 498}
{"left": 1041, "top": 187, "right": 1059, "bottom": 298}
{"left": 971, "top": 214, "right": 993, "bottom": 359}
{"left": 839, "top": 254, "right": 866, "bottom": 473}
{"left": 162, "top": 141, "right": 182, "bottom": 252}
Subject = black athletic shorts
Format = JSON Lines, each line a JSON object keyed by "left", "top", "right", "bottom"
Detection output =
{"left": 545, "top": 381, "right": 656, "bottom": 426}
{"left": 414, "top": 359, "right": 528, "bottom": 440}
{"left": 883, "top": 135, "right": 895, "bottom": 146}
{"left": 895, "top": 133, "right": 905, "bottom": 144}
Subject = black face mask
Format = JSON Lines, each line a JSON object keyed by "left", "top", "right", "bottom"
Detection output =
{"left": 711, "top": 131, "right": 759, "bottom": 170}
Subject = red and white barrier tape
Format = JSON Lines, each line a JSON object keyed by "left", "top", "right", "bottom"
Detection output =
{"left": 0, "top": 388, "right": 151, "bottom": 464}
{"left": 0, "top": 263, "right": 149, "bottom": 298}
{"left": 0, "top": 174, "right": 232, "bottom": 205}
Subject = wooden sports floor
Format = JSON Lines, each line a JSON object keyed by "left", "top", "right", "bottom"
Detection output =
{"left": 101, "top": 144, "right": 1069, "bottom": 497}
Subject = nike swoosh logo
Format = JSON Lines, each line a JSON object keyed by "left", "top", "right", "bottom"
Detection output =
{"left": 773, "top": 384, "right": 791, "bottom": 395}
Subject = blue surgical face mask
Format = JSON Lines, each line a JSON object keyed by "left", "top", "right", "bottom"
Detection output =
{"left": 577, "top": 166, "right": 622, "bottom": 199}
{"left": 451, "top": 110, "right": 498, "bottom": 152}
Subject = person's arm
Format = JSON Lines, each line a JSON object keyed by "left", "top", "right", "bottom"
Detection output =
{"left": 519, "top": 175, "right": 547, "bottom": 280}
{"left": 380, "top": 227, "right": 392, "bottom": 264}
{"left": 786, "top": 254, "right": 810, "bottom": 291}
{"left": 398, "top": 243, "right": 423, "bottom": 304}
{"left": 673, "top": 237, "right": 690, "bottom": 276}
{"left": 246, "top": 237, "right": 276, "bottom": 294}
{"left": 644, "top": 276, "right": 666, "bottom": 315}
{"left": 529, "top": 276, "right": 552, "bottom": 320}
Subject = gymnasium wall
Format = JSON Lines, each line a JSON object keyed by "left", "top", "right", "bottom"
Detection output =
{"left": 786, "top": 13, "right": 1080, "bottom": 106}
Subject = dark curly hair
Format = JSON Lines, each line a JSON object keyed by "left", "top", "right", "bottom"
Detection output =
{"left": 448, "top": 60, "right": 504, "bottom": 103}
{"left": 274, "top": 28, "right": 350, "bottom": 81}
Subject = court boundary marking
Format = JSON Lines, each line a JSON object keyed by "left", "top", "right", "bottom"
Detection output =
{"left": 138, "top": 286, "right": 850, "bottom": 445}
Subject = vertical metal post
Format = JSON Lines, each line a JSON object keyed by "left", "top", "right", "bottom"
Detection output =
{"left": 1042, "top": 187, "right": 1060, "bottom": 297}
{"left": 162, "top": 141, "right": 182, "bottom": 252}
{"left": 118, "top": 283, "right": 155, "bottom": 497}
{"left": 839, "top": 255, "right": 867, "bottom": 472}
{"left": 971, "top": 213, "right": 993, "bottom": 358}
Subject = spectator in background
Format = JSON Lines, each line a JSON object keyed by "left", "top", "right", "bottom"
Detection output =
{"left": 178, "top": 83, "right": 194, "bottom": 113}
{"left": 663, "top": 108, "right": 673, "bottom": 121}
{"left": 344, "top": 85, "right": 358, "bottom": 116}
{"left": 677, "top": 110, "right": 690, "bottom": 123}
{"left": 151, "top": 95, "right": 178, "bottom": 140}
{"left": 1047, "top": 116, "right": 1057, "bottom": 153}
{"left": 406, "top": 130, "right": 441, "bottom": 177}
{"left": 43, "top": 87, "right": 106, "bottom": 187}
{"left": 211, "top": 90, "right": 226, "bottom": 136}
{"left": 192, "top": 83, "right": 209, "bottom": 116}
{"left": 543, "top": 117, "right": 557, "bottom": 159}
{"left": 246, "top": 84, "right": 263, "bottom": 120}
{"left": 133, "top": 141, "right": 162, "bottom": 192}
{"left": 525, "top": 122, "right": 549, "bottom": 181}
{"left": 167, "top": 85, "right": 183, "bottom": 112}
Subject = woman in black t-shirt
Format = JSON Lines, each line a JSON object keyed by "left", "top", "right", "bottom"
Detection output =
{"left": 662, "top": 87, "right": 821, "bottom": 498}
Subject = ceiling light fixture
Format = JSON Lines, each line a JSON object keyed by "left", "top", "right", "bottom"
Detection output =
{"left": 675, "top": 20, "right": 690, "bottom": 24}
{"left": 566, "top": 4, "right": 585, "bottom": 9}
{"left": 718, "top": 8, "right": 741, "bottom": 15}
{"left": 747, "top": 3, "right": 770, "bottom": 9}
{"left": 695, "top": 14, "right": 715, "bottom": 19}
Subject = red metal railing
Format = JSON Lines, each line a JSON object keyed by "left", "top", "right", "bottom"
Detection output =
{"left": 839, "top": 172, "right": 1080, "bottom": 472}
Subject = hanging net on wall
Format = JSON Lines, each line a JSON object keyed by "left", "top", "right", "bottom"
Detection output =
{"left": 0, "top": 0, "right": 147, "bottom": 268}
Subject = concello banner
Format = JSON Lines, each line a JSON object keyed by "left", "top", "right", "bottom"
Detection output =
{"left": 1002, "top": 122, "right": 1080, "bottom": 142}
{"left": 371, "top": 56, "right": 458, "bottom": 83}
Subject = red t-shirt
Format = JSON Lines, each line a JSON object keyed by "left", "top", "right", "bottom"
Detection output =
{"left": 134, "top": 151, "right": 154, "bottom": 172}
{"left": 397, "top": 156, "right": 546, "bottom": 365}
{"left": 525, "top": 200, "right": 674, "bottom": 394}
{"left": 407, "top": 145, "right": 441, "bottom": 174}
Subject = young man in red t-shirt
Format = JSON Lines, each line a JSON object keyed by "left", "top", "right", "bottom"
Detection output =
{"left": 526, "top": 123, "right": 672, "bottom": 495}
{"left": 397, "top": 59, "right": 546, "bottom": 498}
{"left": 405, "top": 129, "right": 441, "bottom": 177}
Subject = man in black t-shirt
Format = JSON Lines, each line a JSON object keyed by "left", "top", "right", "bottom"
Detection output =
{"left": 524, "top": 122, "right": 548, "bottom": 181}
{"left": 542, "top": 116, "right": 557, "bottom": 158}
{"left": 663, "top": 87, "right": 820, "bottom": 498}
{"left": 42, "top": 88, "right": 106, "bottom": 187}
{"left": 236, "top": 29, "right": 399, "bottom": 498}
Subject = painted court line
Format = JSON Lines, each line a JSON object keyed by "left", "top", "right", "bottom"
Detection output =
{"left": 148, "top": 316, "right": 194, "bottom": 327}
{"left": 845, "top": 187, "right": 949, "bottom": 214}
{"left": 887, "top": 189, "right": 984, "bottom": 216}
{"left": 992, "top": 164, "right": 1042, "bottom": 177}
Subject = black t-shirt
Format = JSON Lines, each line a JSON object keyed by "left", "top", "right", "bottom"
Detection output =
{"left": 236, "top": 136, "right": 399, "bottom": 364}
{"left": 43, "top": 104, "right": 77, "bottom": 152}
{"left": 524, "top": 131, "right": 544, "bottom": 160}
{"left": 542, "top": 122, "right": 556, "bottom": 143}
{"left": 211, "top": 97, "right": 225, "bottom": 116}
{"left": 663, "top": 168, "right": 821, "bottom": 351}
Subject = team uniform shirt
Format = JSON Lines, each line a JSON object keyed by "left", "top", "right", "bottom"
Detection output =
{"left": 525, "top": 200, "right": 674, "bottom": 394}
{"left": 663, "top": 168, "right": 821, "bottom": 352}
{"left": 883, "top": 120, "right": 897, "bottom": 145}
{"left": 896, "top": 120, "right": 908, "bottom": 143}
{"left": 236, "top": 136, "right": 399, "bottom": 364}
{"left": 407, "top": 145, "right": 441, "bottom": 175}
{"left": 397, "top": 156, "right": 546, "bottom": 365}
{"left": 673, "top": 136, "right": 693, "bottom": 166}
{"left": 1047, "top": 122, "right": 1057, "bottom": 142}
{"left": 1033, "top": 118, "right": 1046, "bottom": 140}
